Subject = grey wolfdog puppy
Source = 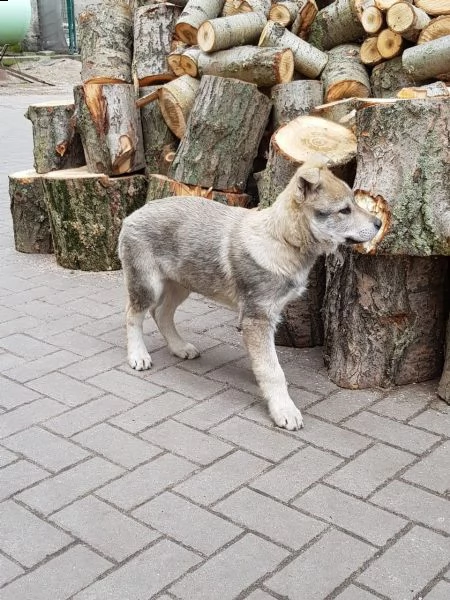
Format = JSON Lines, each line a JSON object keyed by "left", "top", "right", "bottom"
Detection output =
{"left": 119, "top": 161, "right": 381, "bottom": 430}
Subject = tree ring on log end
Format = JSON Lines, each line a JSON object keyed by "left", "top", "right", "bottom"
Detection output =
{"left": 354, "top": 190, "right": 390, "bottom": 253}
{"left": 277, "top": 49, "right": 295, "bottom": 83}
{"left": 175, "top": 23, "right": 198, "bottom": 45}
{"left": 326, "top": 81, "right": 370, "bottom": 102}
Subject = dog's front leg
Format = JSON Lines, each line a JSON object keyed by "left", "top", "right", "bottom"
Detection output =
{"left": 242, "top": 316, "right": 304, "bottom": 430}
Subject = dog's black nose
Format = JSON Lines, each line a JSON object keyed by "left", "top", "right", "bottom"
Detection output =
{"left": 374, "top": 218, "right": 382, "bottom": 230}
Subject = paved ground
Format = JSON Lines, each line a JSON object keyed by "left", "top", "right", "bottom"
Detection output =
{"left": 0, "top": 91, "right": 449, "bottom": 600}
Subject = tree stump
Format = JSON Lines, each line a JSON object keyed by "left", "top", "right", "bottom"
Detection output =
{"left": 438, "top": 317, "right": 450, "bottom": 402}
{"left": 42, "top": 168, "right": 147, "bottom": 271}
{"left": 74, "top": 84, "right": 145, "bottom": 176}
{"left": 175, "top": 0, "right": 225, "bottom": 44}
{"left": 270, "top": 80, "right": 324, "bottom": 130}
{"left": 9, "top": 170, "right": 53, "bottom": 254}
{"left": 170, "top": 75, "right": 272, "bottom": 192}
{"left": 308, "top": 0, "right": 365, "bottom": 50}
{"left": 321, "top": 44, "right": 371, "bottom": 102}
{"left": 370, "top": 56, "right": 417, "bottom": 97}
{"left": 198, "top": 12, "right": 267, "bottom": 52}
{"left": 25, "top": 102, "right": 85, "bottom": 174}
{"left": 402, "top": 35, "right": 450, "bottom": 81}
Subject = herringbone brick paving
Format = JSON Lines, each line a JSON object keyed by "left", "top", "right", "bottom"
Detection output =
{"left": 0, "top": 95, "right": 449, "bottom": 600}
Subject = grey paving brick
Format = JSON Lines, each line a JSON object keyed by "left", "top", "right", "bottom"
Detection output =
{"left": 27, "top": 313, "right": 93, "bottom": 339}
{"left": 87, "top": 370, "right": 164, "bottom": 403}
{"left": 0, "top": 333, "right": 56, "bottom": 360}
{"left": 0, "top": 316, "right": 42, "bottom": 338}
{"left": 73, "top": 423, "right": 161, "bottom": 468}
{"left": 0, "top": 397, "right": 66, "bottom": 438}
{"left": 242, "top": 388, "right": 320, "bottom": 426}
{"left": 51, "top": 495, "right": 158, "bottom": 562}
{"left": 1, "top": 287, "right": 58, "bottom": 307}
{"left": 0, "top": 445, "right": 17, "bottom": 466}
{"left": 210, "top": 416, "right": 302, "bottom": 462}
{"left": 0, "top": 306, "right": 20, "bottom": 322}
{"left": 245, "top": 592, "right": 278, "bottom": 600}
{"left": 0, "top": 545, "right": 112, "bottom": 600}
{"left": 267, "top": 529, "right": 376, "bottom": 600}
{"left": 402, "top": 442, "right": 450, "bottom": 494}
{"left": 344, "top": 411, "right": 440, "bottom": 453}
{"left": 1, "top": 276, "right": 42, "bottom": 292}
{"left": 371, "top": 480, "right": 450, "bottom": 534}
{"left": 43, "top": 287, "right": 91, "bottom": 306}
{"left": 0, "top": 500, "right": 73, "bottom": 567}
{"left": 3, "top": 350, "right": 79, "bottom": 384}
{"left": 3, "top": 426, "right": 90, "bottom": 472}
{"left": 97, "top": 453, "right": 197, "bottom": 510}
{"left": 371, "top": 383, "right": 435, "bottom": 420}
{"left": 251, "top": 446, "right": 343, "bottom": 502}
{"left": 326, "top": 443, "right": 415, "bottom": 498}
{"left": 44, "top": 395, "right": 132, "bottom": 437}
{"left": 306, "top": 389, "right": 382, "bottom": 422}
{"left": 183, "top": 308, "right": 236, "bottom": 333}
{"left": 357, "top": 526, "right": 450, "bottom": 600}
{"left": 174, "top": 450, "right": 269, "bottom": 505}
{"left": 64, "top": 297, "right": 119, "bottom": 319}
{"left": 74, "top": 539, "right": 201, "bottom": 600}
{"left": 424, "top": 581, "right": 450, "bottom": 599}
{"left": 335, "top": 585, "right": 380, "bottom": 599}
{"left": 0, "top": 375, "right": 41, "bottom": 409}
{"left": 206, "top": 363, "right": 260, "bottom": 396}
{"left": 27, "top": 372, "right": 103, "bottom": 407}
{"left": 17, "top": 457, "right": 123, "bottom": 515}
{"left": 0, "top": 352, "right": 25, "bottom": 372}
{"left": 281, "top": 362, "right": 339, "bottom": 395}
{"left": 180, "top": 343, "right": 247, "bottom": 375}
{"left": 206, "top": 323, "right": 243, "bottom": 345}
{"left": 0, "top": 553, "right": 24, "bottom": 587}
{"left": 150, "top": 366, "right": 226, "bottom": 401}
{"left": 0, "top": 459, "right": 48, "bottom": 500}
{"left": 14, "top": 300, "right": 70, "bottom": 321}
{"left": 133, "top": 491, "right": 241, "bottom": 555}
{"left": 171, "top": 533, "right": 288, "bottom": 600}
{"left": 110, "top": 392, "right": 194, "bottom": 433}
{"left": 45, "top": 330, "right": 112, "bottom": 357}
{"left": 409, "top": 408, "right": 450, "bottom": 437}
{"left": 141, "top": 419, "right": 233, "bottom": 465}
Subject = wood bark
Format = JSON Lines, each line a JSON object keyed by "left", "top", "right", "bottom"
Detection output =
{"left": 311, "top": 97, "right": 396, "bottom": 127}
{"left": 78, "top": 2, "right": 133, "bottom": 84}
{"left": 386, "top": 3, "right": 430, "bottom": 41}
{"left": 270, "top": 80, "right": 324, "bottom": 129}
{"left": 396, "top": 81, "right": 450, "bottom": 98}
{"left": 197, "top": 45, "right": 294, "bottom": 85}
{"left": 308, "top": 0, "right": 365, "bottom": 50}
{"left": 198, "top": 12, "right": 267, "bottom": 52}
{"left": 222, "top": 0, "right": 272, "bottom": 16}
{"left": 258, "top": 21, "right": 328, "bottom": 78}
{"left": 290, "top": 0, "right": 319, "bottom": 38}
{"left": 438, "top": 316, "right": 450, "bottom": 402}
{"left": 170, "top": 75, "right": 271, "bottom": 191}
{"left": 360, "top": 36, "right": 384, "bottom": 65}
{"left": 133, "top": 4, "right": 181, "bottom": 85}
{"left": 370, "top": 56, "right": 417, "bottom": 97}
{"left": 180, "top": 46, "right": 202, "bottom": 76}
{"left": 74, "top": 84, "right": 145, "bottom": 176}
{"left": 9, "top": 170, "right": 53, "bottom": 254}
{"left": 402, "top": 36, "right": 450, "bottom": 81}
{"left": 158, "top": 75, "right": 201, "bottom": 139}
{"left": 42, "top": 168, "right": 148, "bottom": 271}
{"left": 324, "top": 248, "right": 448, "bottom": 388}
{"left": 414, "top": 0, "right": 450, "bottom": 15}
{"left": 321, "top": 44, "right": 371, "bottom": 102}
{"left": 139, "top": 86, "right": 179, "bottom": 176}
{"left": 418, "top": 16, "right": 450, "bottom": 43}
{"left": 175, "top": 0, "right": 225, "bottom": 44}
{"left": 25, "top": 102, "right": 85, "bottom": 174}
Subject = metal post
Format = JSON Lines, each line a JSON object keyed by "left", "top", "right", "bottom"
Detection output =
{"left": 65, "top": 0, "right": 77, "bottom": 54}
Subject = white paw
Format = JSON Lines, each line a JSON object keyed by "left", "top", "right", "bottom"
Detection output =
{"left": 128, "top": 351, "right": 152, "bottom": 371}
{"left": 171, "top": 343, "right": 200, "bottom": 360}
{"left": 270, "top": 402, "right": 304, "bottom": 431}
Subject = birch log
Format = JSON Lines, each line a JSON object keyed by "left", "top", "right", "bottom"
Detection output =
{"left": 271, "top": 80, "right": 324, "bottom": 129}
{"left": 370, "top": 56, "right": 416, "bottom": 96}
{"left": 308, "top": 0, "right": 365, "bottom": 50}
{"left": 198, "top": 12, "right": 267, "bottom": 52}
{"left": 222, "top": 0, "right": 271, "bottom": 16}
{"left": 402, "top": 35, "right": 450, "bottom": 80}
{"left": 321, "top": 44, "right": 371, "bottom": 102}
{"left": 175, "top": 0, "right": 225, "bottom": 44}
{"left": 168, "top": 44, "right": 189, "bottom": 76}
{"left": 180, "top": 46, "right": 202, "bottom": 76}
{"left": 386, "top": 3, "right": 430, "bottom": 41}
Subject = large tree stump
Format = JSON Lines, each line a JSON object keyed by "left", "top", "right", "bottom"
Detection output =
{"left": 270, "top": 80, "right": 324, "bottom": 129}
{"left": 370, "top": 56, "right": 417, "bottom": 97}
{"left": 74, "top": 84, "right": 145, "bottom": 176}
{"left": 42, "top": 168, "right": 147, "bottom": 271}
{"left": 9, "top": 170, "right": 53, "bottom": 254}
{"left": 308, "top": 0, "right": 365, "bottom": 50}
{"left": 198, "top": 12, "right": 267, "bottom": 52}
{"left": 438, "top": 317, "right": 450, "bottom": 402}
{"left": 25, "top": 102, "right": 85, "bottom": 174}
{"left": 78, "top": 2, "right": 133, "bottom": 84}
{"left": 175, "top": 0, "right": 225, "bottom": 44}
{"left": 402, "top": 35, "right": 450, "bottom": 81}
{"left": 170, "top": 75, "right": 272, "bottom": 191}
{"left": 321, "top": 44, "right": 371, "bottom": 102}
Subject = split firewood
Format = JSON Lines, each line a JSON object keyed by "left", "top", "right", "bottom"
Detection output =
{"left": 198, "top": 12, "right": 267, "bottom": 52}
{"left": 291, "top": 0, "right": 319, "bottom": 37}
{"left": 25, "top": 101, "right": 85, "bottom": 174}
{"left": 168, "top": 44, "right": 189, "bottom": 76}
{"left": 376, "top": 28, "right": 403, "bottom": 58}
{"left": 438, "top": 318, "right": 450, "bottom": 401}
{"left": 418, "top": 15, "right": 450, "bottom": 43}
{"left": 308, "top": 0, "right": 365, "bottom": 50}
{"left": 9, "top": 170, "right": 53, "bottom": 254}
{"left": 270, "top": 0, "right": 315, "bottom": 27}
{"left": 158, "top": 75, "right": 201, "bottom": 138}
{"left": 78, "top": 2, "right": 133, "bottom": 84}
{"left": 402, "top": 35, "right": 450, "bottom": 80}
{"left": 360, "top": 0, "right": 384, "bottom": 33}
{"left": 374, "top": 0, "right": 411, "bottom": 9}
{"left": 414, "top": 0, "right": 450, "bottom": 15}
{"left": 271, "top": 80, "right": 324, "bottom": 129}
{"left": 258, "top": 21, "right": 328, "bottom": 78}
{"left": 222, "top": 0, "right": 272, "bottom": 15}
{"left": 386, "top": 2, "right": 430, "bottom": 41}
{"left": 370, "top": 56, "right": 416, "bottom": 96}
{"left": 170, "top": 75, "right": 272, "bottom": 192}
{"left": 321, "top": 44, "right": 371, "bottom": 102}
{"left": 175, "top": 0, "right": 225, "bottom": 44}
{"left": 42, "top": 167, "right": 148, "bottom": 271}
{"left": 74, "top": 84, "right": 145, "bottom": 176}
{"left": 360, "top": 36, "right": 384, "bottom": 65}
{"left": 312, "top": 96, "right": 396, "bottom": 127}
{"left": 197, "top": 45, "right": 294, "bottom": 86}
{"left": 180, "top": 46, "right": 202, "bottom": 76}
{"left": 396, "top": 80, "right": 450, "bottom": 97}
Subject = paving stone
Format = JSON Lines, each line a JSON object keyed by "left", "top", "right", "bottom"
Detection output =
{"left": 0, "top": 445, "right": 17, "bottom": 466}
{"left": 174, "top": 450, "right": 269, "bottom": 505}
{"left": 16, "top": 457, "right": 123, "bottom": 515}
{"left": 0, "top": 553, "right": 24, "bottom": 587}
{"left": 206, "top": 363, "right": 260, "bottom": 396}
{"left": 3, "top": 350, "right": 79, "bottom": 384}
{"left": 87, "top": 370, "right": 164, "bottom": 403}
{"left": 1, "top": 287, "right": 56, "bottom": 308}
{"left": 409, "top": 408, "right": 450, "bottom": 437}
{"left": 206, "top": 323, "right": 243, "bottom": 345}
{"left": 215, "top": 487, "right": 326, "bottom": 550}
{"left": 74, "top": 539, "right": 201, "bottom": 600}
{"left": 14, "top": 300, "right": 70, "bottom": 321}
{"left": 73, "top": 423, "right": 161, "bottom": 468}
{"left": 281, "top": 362, "right": 339, "bottom": 395}
{"left": 74, "top": 313, "right": 124, "bottom": 337}
{"left": 1, "top": 276, "right": 42, "bottom": 292}
{"left": 27, "top": 372, "right": 103, "bottom": 407}
{"left": 371, "top": 383, "right": 435, "bottom": 420}
{"left": 0, "top": 352, "right": 25, "bottom": 372}
{"left": 0, "top": 459, "right": 48, "bottom": 500}
{"left": 44, "top": 395, "right": 132, "bottom": 437}
{"left": 0, "top": 315, "right": 42, "bottom": 338}
{"left": 45, "top": 330, "right": 112, "bottom": 357}
{"left": 141, "top": 419, "right": 233, "bottom": 465}
{"left": 334, "top": 585, "right": 380, "bottom": 599}
{"left": 306, "top": 389, "right": 381, "bottom": 422}
{"left": 326, "top": 443, "right": 415, "bottom": 498}
{"left": 267, "top": 529, "right": 376, "bottom": 600}
{"left": 97, "top": 453, "right": 197, "bottom": 510}
{"left": 64, "top": 297, "right": 120, "bottom": 319}
{"left": 110, "top": 392, "right": 194, "bottom": 433}
{"left": 245, "top": 592, "right": 278, "bottom": 600}
{"left": 180, "top": 343, "right": 247, "bottom": 375}
{"left": 43, "top": 287, "right": 91, "bottom": 306}
{"left": 357, "top": 526, "right": 450, "bottom": 600}
{"left": 0, "top": 333, "right": 56, "bottom": 360}
{"left": 0, "top": 375, "right": 41, "bottom": 409}
{"left": 133, "top": 491, "right": 241, "bottom": 555}
{"left": 370, "top": 480, "right": 450, "bottom": 534}
{"left": 150, "top": 366, "right": 226, "bottom": 401}
{"left": 424, "top": 581, "right": 450, "bottom": 599}
{"left": 0, "top": 306, "right": 20, "bottom": 322}
{"left": 402, "top": 442, "right": 450, "bottom": 494}
{"left": 344, "top": 411, "right": 439, "bottom": 453}
{"left": 3, "top": 426, "right": 90, "bottom": 472}
{"left": 210, "top": 416, "right": 302, "bottom": 462}
{"left": 0, "top": 545, "right": 112, "bottom": 600}
{"left": 0, "top": 500, "right": 73, "bottom": 567}
{"left": 122, "top": 346, "right": 182, "bottom": 374}
{"left": 171, "top": 534, "right": 288, "bottom": 600}
{"left": 27, "top": 313, "right": 93, "bottom": 339}
{"left": 0, "top": 397, "right": 66, "bottom": 438}
{"left": 251, "top": 446, "right": 343, "bottom": 502}
{"left": 183, "top": 308, "right": 236, "bottom": 334}
{"left": 242, "top": 388, "right": 320, "bottom": 425}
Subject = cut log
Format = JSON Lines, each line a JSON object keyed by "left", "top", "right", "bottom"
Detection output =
{"left": 414, "top": 0, "right": 450, "bottom": 15}
{"left": 9, "top": 170, "right": 53, "bottom": 254}
{"left": 180, "top": 46, "right": 202, "bottom": 76}
{"left": 361, "top": 4, "right": 384, "bottom": 33}
{"left": 402, "top": 35, "right": 450, "bottom": 81}
{"left": 168, "top": 44, "right": 189, "bottom": 76}
{"left": 139, "top": 86, "right": 179, "bottom": 176}
{"left": 222, "top": 0, "right": 271, "bottom": 16}
{"left": 78, "top": 2, "right": 133, "bottom": 84}
{"left": 197, "top": 45, "right": 294, "bottom": 86}
{"left": 290, "top": 0, "right": 319, "bottom": 38}
{"left": 271, "top": 80, "right": 324, "bottom": 129}
{"left": 374, "top": 0, "right": 411, "bottom": 8}
{"left": 418, "top": 15, "right": 450, "bottom": 43}
{"left": 352, "top": 99, "right": 450, "bottom": 256}
{"left": 258, "top": 21, "right": 328, "bottom": 78}
{"left": 158, "top": 75, "right": 201, "bottom": 138}
{"left": 396, "top": 81, "right": 450, "bottom": 97}
{"left": 312, "top": 96, "right": 397, "bottom": 127}
{"left": 270, "top": 0, "right": 310, "bottom": 26}
{"left": 360, "top": 36, "right": 384, "bottom": 65}
{"left": 74, "top": 84, "right": 145, "bottom": 176}
{"left": 370, "top": 56, "right": 417, "bottom": 97}
{"left": 376, "top": 28, "right": 403, "bottom": 58}
{"left": 321, "top": 44, "right": 371, "bottom": 102}
{"left": 25, "top": 101, "right": 85, "bottom": 174}
{"left": 386, "top": 3, "right": 430, "bottom": 41}
{"left": 170, "top": 75, "right": 271, "bottom": 191}
{"left": 42, "top": 167, "right": 148, "bottom": 271}
{"left": 146, "top": 173, "right": 252, "bottom": 206}
{"left": 198, "top": 12, "right": 267, "bottom": 52}
{"left": 308, "top": 0, "right": 365, "bottom": 51}
{"left": 324, "top": 249, "right": 448, "bottom": 388}
{"left": 438, "top": 318, "right": 450, "bottom": 401}
{"left": 175, "top": 0, "right": 225, "bottom": 44}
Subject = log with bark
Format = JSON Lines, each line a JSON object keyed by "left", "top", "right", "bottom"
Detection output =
{"left": 9, "top": 170, "right": 53, "bottom": 254}
{"left": 414, "top": 0, "right": 450, "bottom": 15}
{"left": 78, "top": 1, "right": 133, "bottom": 84}
{"left": 180, "top": 46, "right": 202, "bottom": 76}
{"left": 360, "top": 36, "right": 384, "bottom": 65}
{"left": 168, "top": 44, "right": 189, "bottom": 76}
{"left": 158, "top": 75, "right": 201, "bottom": 138}
{"left": 386, "top": 2, "right": 430, "bottom": 41}
{"left": 438, "top": 317, "right": 450, "bottom": 402}
{"left": 360, "top": 0, "right": 384, "bottom": 34}
{"left": 269, "top": 0, "right": 318, "bottom": 36}
{"left": 291, "top": 0, "right": 319, "bottom": 37}
{"left": 170, "top": 75, "right": 271, "bottom": 191}
{"left": 308, "top": 0, "right": 365, "bottom": 50}
{"left": 417, "top": 15, "right": 450, "bottom": 43}
{"left": 402, "top": 35, "right": 450, "bottom": 81}
{"left": 175, "top": 0, "right": 225, "bottom": 44}
{"left": 370, "top": 56, "right": 417, "bottom": 96}
{"left": 311, "top": 96, "right": 396, "bottom": 127}
{"left": 321, "top": 44, "right": 371, "bottom": 102}
{"left": 376, "top": 28, "right": 403, "bottom": 58}
{"left": 396, "top": 80, "right": 450, "bottom": 97}
{"left": 198, "top": 12, "right": 267, "bottom": 52}
{"left": 25, "top": 101, "right": 85, "bottom": 174}
{"left": 271, "top": 80, "right": 324, "bottom": 129}
{"left": 222, "top": 0, "right": 272, "bottom": 16}
{"left": 74, "top": 84, "right": 145, "bottom": 176}
{"left": 42, "top": 167, "right": 148, "bottom": 271}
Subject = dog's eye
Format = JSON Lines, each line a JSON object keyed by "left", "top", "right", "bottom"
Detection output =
{"left": 315, "top": 210, "right": 330, "bottom": 219}
{"left": 339, "top": 206, "right": 351, "bottom": 215}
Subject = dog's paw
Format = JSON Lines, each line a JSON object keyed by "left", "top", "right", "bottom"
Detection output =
{"left": 270, "top": 402, "right": 304, "bottom": 431}
{"left": 128, "top": 352, "right": 152, "bottom": 371}
{"left": 171, "top": 343, "right": 200, "bottom": 360}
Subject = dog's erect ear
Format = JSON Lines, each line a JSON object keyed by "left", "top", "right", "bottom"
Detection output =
{"left": 297, "top": 165, "right": 321, "bottom": 187}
